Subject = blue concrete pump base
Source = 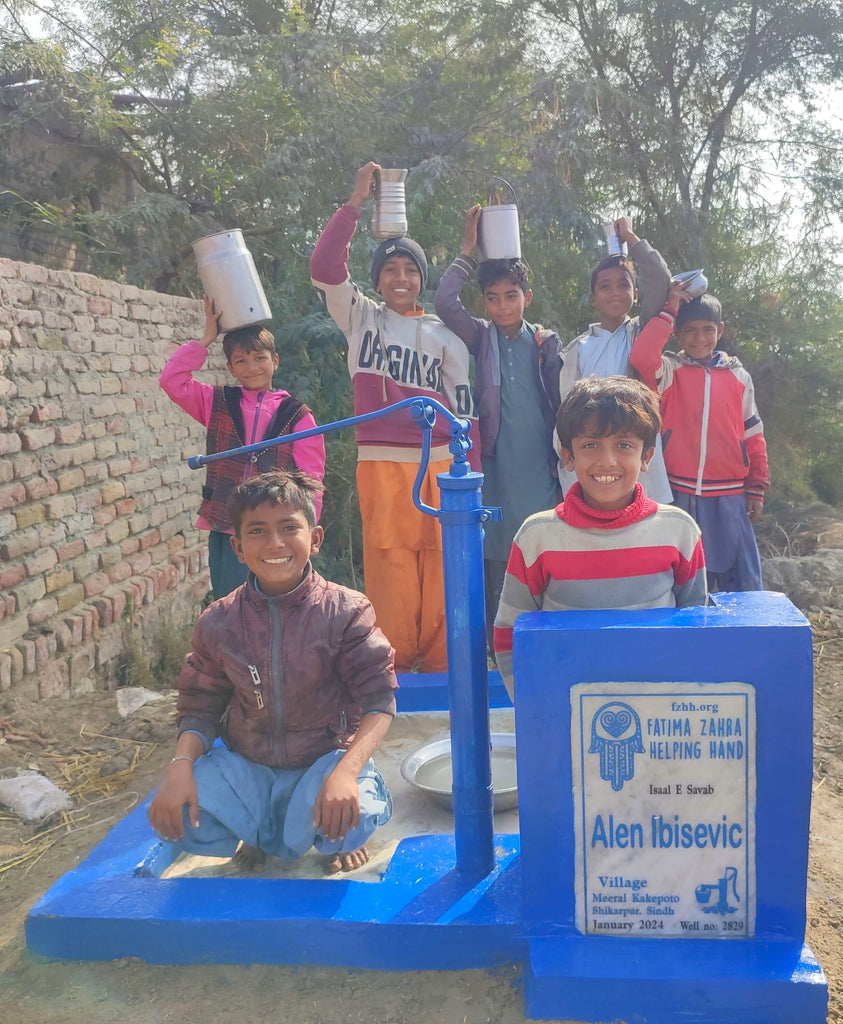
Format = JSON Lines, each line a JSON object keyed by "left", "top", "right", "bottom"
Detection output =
{"left": 26, "top": 794, "right": 523, "bottom": 969}
{"left": 525, "top": 934, "right": 827, "bottom": 1023}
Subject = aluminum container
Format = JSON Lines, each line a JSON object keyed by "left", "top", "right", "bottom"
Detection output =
{"left": 192, "top": 229, "right": 272, "bottom": 332}
{"left": 400, "top": 732, "right": 518, "bottom": 812}
{"left": 602, "top": 220, "right": 629, "bottom": 257}
{"left": 671, "top": 268, "right": 708, "bottom": 298}
{"left": 372, "top": 168, "right": 409, "bottom": 239}
{"left": 477, "top": 204, "right": 522, "bottom": 261}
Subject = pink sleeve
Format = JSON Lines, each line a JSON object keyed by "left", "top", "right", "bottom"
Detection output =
{"left": 291, "top": 411, "right": 327, "bottom": 521}
{"left": 310, "top": 205, "right": 360, "bottom": 286}
{"left": 629, "top": 308, "right": 675, "bottom": 392}
{"left": 159, "top": 341, "right": 216, "bottom": 426}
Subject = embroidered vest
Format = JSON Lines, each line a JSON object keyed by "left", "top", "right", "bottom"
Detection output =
{"left": 198, "top": 387, "right": 308, "bottom": 531}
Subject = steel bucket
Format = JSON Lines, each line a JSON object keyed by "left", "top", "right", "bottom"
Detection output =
{"left": 192, "top": 229, "right": 272, "bottom": 332}
{"left": 372, "top": 168, "right": 409, "bottom": 239}
{"left": 478, "top": 204, "right": 521, "bottom": 261}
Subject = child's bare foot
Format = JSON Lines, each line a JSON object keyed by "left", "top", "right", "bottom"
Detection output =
{"left": 325, "top": 845, "right": 370, "bottom": 874}
{"left": 232, "top": 842, "right": 267, "bottom": 873}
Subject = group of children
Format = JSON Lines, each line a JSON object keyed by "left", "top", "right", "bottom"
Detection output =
{"left": 149, "top": 163, "right": 769, "bottom": 872}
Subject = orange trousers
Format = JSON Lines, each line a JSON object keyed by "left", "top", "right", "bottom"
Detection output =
{"left": 356, "top": 459, "right": 450, "bottom": 673}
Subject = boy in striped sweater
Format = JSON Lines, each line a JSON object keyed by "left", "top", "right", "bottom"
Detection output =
{"left": 494, "top": 376, "right": 706, "bottom": 699}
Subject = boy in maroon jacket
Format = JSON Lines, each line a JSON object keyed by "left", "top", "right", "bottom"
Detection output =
{"left": 149, "top": 471, "right": 397, "bottom": 873}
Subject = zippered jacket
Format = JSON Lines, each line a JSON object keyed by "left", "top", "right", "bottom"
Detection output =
{"left": 434, "top": 255, "right": 563, "bottom": 461}
{"left": 310, "top": 204, "right": 480, "bottom": 468}
{"left": 160, "top": 341, "right": 326, "bottom": 524}
{"left": 629, "top": 307, "right": 769, "bottom": 501}
{"left": 176, "top": 566, "right": 398, "bottom": 769}
{"left": 199, "top": 388, "right": 307, "bottom": 532}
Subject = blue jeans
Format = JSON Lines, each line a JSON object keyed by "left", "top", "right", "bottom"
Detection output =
{"left": 163, "top": 747, "right": 392, "bottom": 860}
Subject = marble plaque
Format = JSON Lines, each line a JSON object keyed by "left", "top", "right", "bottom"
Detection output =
{"left": 571, "top": 681, "right": 756, "bottom": 938}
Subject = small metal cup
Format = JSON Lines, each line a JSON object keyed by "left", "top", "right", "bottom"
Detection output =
{"left": 602, "top": 220, "right": 628, "bottom": 257}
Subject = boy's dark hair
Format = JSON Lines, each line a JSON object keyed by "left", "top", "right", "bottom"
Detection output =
{"left": 590, "top": 254, "right": 636, "bottom": 293}
{"left": 478, "top": 258, "right": 530, "bottom": 294}
{"left": 229, "top": 470, "right": 324, "bottom": 534}
{"left": 222, "top": 325, "right": 276, "bottom": 362}
{"left": 556, "top": 376, "right": 661, "bottom": 453}
{"left": 675, "top": 294, "right": 723, "bottom": 329}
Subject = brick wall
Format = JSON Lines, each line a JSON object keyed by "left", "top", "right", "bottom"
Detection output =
{"left": 0, "top": 258, "right": 227, "bottom": 699}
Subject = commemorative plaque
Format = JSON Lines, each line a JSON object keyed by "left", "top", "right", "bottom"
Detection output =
{"left": 571, "top": 681, "right": 756, "bottom": 938}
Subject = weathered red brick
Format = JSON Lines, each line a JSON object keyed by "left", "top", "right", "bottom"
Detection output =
{"left": 28, "top": 596, "right": 59, "bottom": 626}
{"left": 57, "top": 467, "right": 85, "bottom": 492}
{"left": 30, "top": 401, "right": 63, "bottom": 422}
{"left": 82, "top": 572, "right": 111, "bottom": 599}
{"left": 76, "top": 488, "right": 103, "bottom": 511}
{"left": 120, "top": 536, "right": 140, "bottom": 556}
{"left": 0, "top": 432, "right": 23, "bottom": 456}
{"left": 24, "top": 475, "right": 58, "bottom": 501}
{"left": 115, "top": 497, "right": 136, "bottom": 516}
{"left": 56, "top": 538, "right": 85, "bottom": 562}
{"left": 106, "top": 563, "right": 132, "bottom": 585}
{"left": 54, "top": 422, "right": 84, "bottom": 445}
{"left": 84, "top": 528, "right": 107, "bottom": 551}
{"left": 25, "top": 548, "right": 58, "bottom": 577}
{"left": 93, "top": 504, "right": 117, "bottom": 526}
{"left": 87, "top": 296, "right": 112, "bottom": 315}
{"left": 0, "top": 481, "right": 25, "bottom": 510}
{"left": 56, "top": 583, "right": 84, "bottom": 613}
{"left": 138, "top": 529, "right": 161, "bottom": 551}
{"left": 19, "top": 426, "right": 56, "bottom": 451}
{"left": 0, "top": 563, "right": 26, "bottom": 588}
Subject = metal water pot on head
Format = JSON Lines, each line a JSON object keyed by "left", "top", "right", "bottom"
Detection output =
{"left": 191, "top": 229, "right": 272, "bottom": 332}
{"left": 602, "top": 219, "right": 629, "bottom": 257}
{"left": 372, "top": 168, "right": 409, "bottom": 239}
{"left": 477, "top": 178, "right": 521, "bottom": 261}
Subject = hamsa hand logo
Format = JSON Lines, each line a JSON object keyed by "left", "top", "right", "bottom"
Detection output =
{"left": 589, "top": 702, "right": 644, "bottom": 791}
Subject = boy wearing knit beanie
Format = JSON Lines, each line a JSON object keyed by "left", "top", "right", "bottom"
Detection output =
{"left": 311, "top": 163, "right": 479, "bottom": 673}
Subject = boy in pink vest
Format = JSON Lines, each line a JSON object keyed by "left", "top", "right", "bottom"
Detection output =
{"left": 160, "top": 297, "right": 326, "bottom": 598}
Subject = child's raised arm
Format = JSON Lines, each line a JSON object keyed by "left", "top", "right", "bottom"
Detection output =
{"left": 434, "top": 205, "right": 486, "bottom": 351}
{"left": 198, "top": 294, "right": 224, "bottom": 348}
{"left": 629, "top": 280, "right": 692, "bottom": 391}
{"left": 347, "top": 161, "right": 381, "bottom": 211}
{"left": 461, "top": 204, "right": 481, "bottom": 257}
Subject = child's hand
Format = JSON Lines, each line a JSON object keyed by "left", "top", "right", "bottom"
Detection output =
{"left": 313, "top": 765, "right": 360, "bottom": 842}
{"left": 200, "top": 294, "right": 223, "bottom": 347}
{"left": 148, "top": 762, "right": 199, "bottom": 840}
{"left": 746, "top": 496, "right": 763, "bottom": 522}
{"left": 461, "top": 205, "right": 482, "bottom": 256}
{"left": 666, "top": 278, "right": 693, "bottom": 312}
{"left": 349, "top": 162, "right": 381, "bottom": 210}
{"left": 615, "top": 217, "right": 640, "bottom": 246}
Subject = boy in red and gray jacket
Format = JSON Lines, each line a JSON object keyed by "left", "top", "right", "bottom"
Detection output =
{"left": 630, "top": 289, "right": 769, "bottom": 591}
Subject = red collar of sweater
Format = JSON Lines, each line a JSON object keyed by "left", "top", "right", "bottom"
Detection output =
{"left": 555, "top": 482, "right": 658, "bottom": 530}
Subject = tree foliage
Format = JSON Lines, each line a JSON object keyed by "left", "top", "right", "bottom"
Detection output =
{"left": 1, "top": 0, "right": 843, "bottom": 580}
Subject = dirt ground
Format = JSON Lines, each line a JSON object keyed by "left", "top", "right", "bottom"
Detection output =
{"left": 0, "top": 620, "right": 841, "bottom": 1024}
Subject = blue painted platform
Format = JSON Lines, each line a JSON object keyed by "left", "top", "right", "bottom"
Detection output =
{"left": 27, "top": 795, "right": 523, "bottom": 968}
{"left": 25, "top": 599, "right": 829, "bottom": 1024}
{"left": 27, "top": 671, "right": 521, "bottom": 969}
